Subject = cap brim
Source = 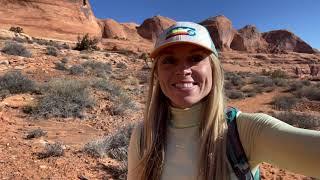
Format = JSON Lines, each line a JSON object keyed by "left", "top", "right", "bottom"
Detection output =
{"left": 149, "top": 41, "right": 214, "bottom": 59}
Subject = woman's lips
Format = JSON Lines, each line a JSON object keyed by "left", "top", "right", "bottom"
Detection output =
{"left": 172, "top": 82, "right": 198, "bottom": 90}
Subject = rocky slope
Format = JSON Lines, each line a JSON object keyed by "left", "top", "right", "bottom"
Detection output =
{"left": 0, "top": 0, "right": 101, "bottom": 40}
{"left": 0, "top": 0, "right": 317, "bottom": 54}
{"left": 0, "top": 1, "right": 320, "bottom": 179}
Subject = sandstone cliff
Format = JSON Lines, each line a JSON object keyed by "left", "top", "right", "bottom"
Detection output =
{"left": 0, "top": 0, "right": 101, "bottom": 41}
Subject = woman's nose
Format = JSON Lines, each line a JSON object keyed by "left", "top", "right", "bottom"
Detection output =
{"left": 175, "top": 62, "right": 192, "bottom": 76}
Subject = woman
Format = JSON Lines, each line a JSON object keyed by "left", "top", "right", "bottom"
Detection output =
{"left": 128, "top": 22, "right": 320, "bottom": 180}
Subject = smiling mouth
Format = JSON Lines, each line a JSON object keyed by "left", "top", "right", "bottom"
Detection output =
{"left": 173, "top": 82, "right": 198, "bottom": 88}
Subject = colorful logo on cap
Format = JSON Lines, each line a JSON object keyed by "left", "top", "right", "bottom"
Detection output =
{"left": 165, "top": 26, "right": 196, "bottom": 40}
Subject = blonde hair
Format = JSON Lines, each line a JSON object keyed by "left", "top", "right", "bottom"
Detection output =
{"left": 135, "top": 54, "right": 229, "bottom": 180}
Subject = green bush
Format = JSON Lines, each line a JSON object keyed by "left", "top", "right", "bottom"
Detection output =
{"left": 34, "top": 79, "right": 94, "bottom": 118}
{"left": 272, "top": 96, "right": 298, "bottom": 110}
{"left": 0, "top": 71, "right": 36, "bottom": 94}
{"left": 9, "top": 26, "right": 24, "bottom": 33}
{"left": 74, "top": 34, "right": 99, "bottom": 51}
{"left": 1, "top": 41, "right": 32, "bottom": 57}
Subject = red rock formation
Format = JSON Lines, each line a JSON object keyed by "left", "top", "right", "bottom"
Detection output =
{"left": 137, "top": 15, "right": 175, "bottom": 41}
{"left": 98, "top": 19, "right": 144, "bottom": 42}
{"left": 0, "top": 0, "right": 101, "bottom": 41}
{"left": 262, "top": 30, "right": 315, "bottom": 54}
{"left": 309, "top": 64, "right": 320, "bottom": 76}
{"left": 99, "top": 19, "right": 127, "bottom": 39}
{"left": 200, "top": 15, "right": 236, "bottom": 51}
{"left": 230, "top": 25, "right": 268, "bottom": 53}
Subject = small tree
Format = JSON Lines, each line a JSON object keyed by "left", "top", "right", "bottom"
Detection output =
{"left": 74, "top": 33, "right": 99, "bottom": 51}
{"left": 9, "top": 26, "right": 24, "bottom": 33}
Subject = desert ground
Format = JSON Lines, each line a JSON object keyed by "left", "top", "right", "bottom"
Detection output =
{"left": 0, "top": 31, "right": 319, "bottom": 180}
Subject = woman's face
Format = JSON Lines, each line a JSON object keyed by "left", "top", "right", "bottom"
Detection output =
{"left": 156, "top": 44, "right": 213, "bottom": 108}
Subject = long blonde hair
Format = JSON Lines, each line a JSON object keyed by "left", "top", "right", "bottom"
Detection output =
{"left": 135, "top": 54, "right": 229, "bottom": 180}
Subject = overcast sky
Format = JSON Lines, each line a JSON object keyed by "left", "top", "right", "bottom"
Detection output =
{"left": 90, "top": 0, "right": 320, "bottom": 49}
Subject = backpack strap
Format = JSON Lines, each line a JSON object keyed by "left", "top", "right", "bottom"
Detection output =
{"left": 225, "top": 107, "right": 260, "bottom": 180}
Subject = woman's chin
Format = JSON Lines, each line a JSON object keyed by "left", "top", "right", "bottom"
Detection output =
{"left": 170, "top": 98, "right": 200, "bottom": 109}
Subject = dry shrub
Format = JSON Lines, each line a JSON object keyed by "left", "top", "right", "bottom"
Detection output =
{"left": 46, "top": 46, "right": 59, "bottom": 56}
{"left": 294, "top": 86, "right": 320, "bottom": 101}
{"left": 37, "top": 142, "right": 64, "bottom": 159}
{"left": 1, "top": 41, "right": 32, "bottom": 57}
{"left": 84, "top": 123, "right": 135, "bottom": 179}
{"left": 82, "top": 61, "right": 112, "bottom": 78}
{"left": 34, "top": 79, "right": 94, "bottom": 118}
{"left": 272, "top": 112, "right": 320, "bottom": 129}
{"left": 92, "top": 79, "right": 136, "bottom": 115}
{"left": 0, "top": 71, "right": 36, "bottom": 94}
{"left": 226, "top": 90, "right": 245, "bottom": 99}
{"left": 25, "top": 128, "right": 47, "bottom": 139}
{"left": 272, "top": 95, "right": 298, "bottom": 111}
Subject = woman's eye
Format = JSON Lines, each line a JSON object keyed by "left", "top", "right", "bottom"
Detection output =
{"left": 161, "top": 56, "right": 175, "bottom": 64}
{"left": 189, "top": 54, "right": 205, "bottom": 62}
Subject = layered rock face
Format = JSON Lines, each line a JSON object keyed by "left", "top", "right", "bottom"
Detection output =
{"left": 137, "top": 15, "right": 175, "bottom": 41}
{"left": 0, "top": 0, "right": 101, "bottom": 41}
{"left": 230, "top": 25, "right": 268, "bottom": 53}
{"left": 98, "top": 19, "right": 144, "bottom": 41}
{"left": 200, "top": 15, "right": 236, "bottom": 51}
{"left": 0, "top": 1, "right": 316, "bottom": 54}
{"left": 262, "top": 30, "right": 315, "bottom": 53}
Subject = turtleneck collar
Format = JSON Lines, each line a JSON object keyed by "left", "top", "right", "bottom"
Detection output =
{"left": 169, "top": 101, "right": 205, "bottom": 129}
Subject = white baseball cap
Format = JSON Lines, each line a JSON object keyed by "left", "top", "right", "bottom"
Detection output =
{"left": 150, "top": 21, "right": 218, "bottom": 58}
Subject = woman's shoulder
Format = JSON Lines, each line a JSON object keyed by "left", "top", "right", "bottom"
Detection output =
{"left": 236, "top": 111, "right": 291, "bottom": 129}
{"left": 130, "top": 121, "right": 144, "bottom": 140}
{"left": 128, "top": 121, "right": 144, "bottom": 157}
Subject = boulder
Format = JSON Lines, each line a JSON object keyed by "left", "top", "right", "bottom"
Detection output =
{"left": 0, "top": 29, "right": 33, "bottom": 41}
{"left": 137, "top": 15, "right": 175, "bottom": 41}
{"left": 262, "top": 30, "right": 315, "bottom": 54}
{"left": 99, "top": 19, "right": 127, "bottom": 39}
{"left": 200, "top": 15, "right": 236, "bottom": 51}
{"left": 230, "top": 25, "right": 268, "bottom": 53}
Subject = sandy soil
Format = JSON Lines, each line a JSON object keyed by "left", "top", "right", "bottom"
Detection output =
{"left": 0, "top": 37, "right": 319, "bottom": 179}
